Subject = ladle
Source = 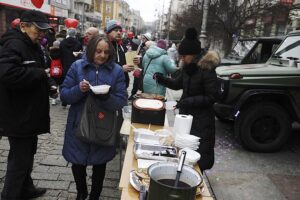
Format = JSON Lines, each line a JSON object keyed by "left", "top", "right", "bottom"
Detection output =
{"left": 174, "top": 151, "right": 186, "bottom": 187}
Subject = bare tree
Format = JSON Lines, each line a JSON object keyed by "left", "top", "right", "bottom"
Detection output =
{"left": 169, "top": 6, "right": 203, "bottom": 41}
{"left": 209, "top": 0, "right": 300, "bottom": 55}
{"left": 171, "top": 0, "right": 300, "bottom": 55}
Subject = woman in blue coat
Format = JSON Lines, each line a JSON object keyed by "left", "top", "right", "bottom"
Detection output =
{"left": 60, "top": 35, "right": 127, "bottom": 200}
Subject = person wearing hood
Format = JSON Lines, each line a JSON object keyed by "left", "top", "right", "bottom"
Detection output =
{"left": 0, "top": 9, "right": 56, "bottom": 199}
{"left": 154, "top": 28, "right": 220, "bottom": 172}
{"left": 142, "top": 39, "right": 177, "bottom": 96}
{"left": 167, "top": 43, "right": 179, "bottom": 65}
{"left": 59, "top": 28, "right": 83, "bottom": 107}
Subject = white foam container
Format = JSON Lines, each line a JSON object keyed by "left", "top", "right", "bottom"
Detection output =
{"left": 179, "top": 147, "right": 201, "bottom": 166}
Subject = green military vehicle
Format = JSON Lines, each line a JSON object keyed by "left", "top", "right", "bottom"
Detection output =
{"left": 221, "top": 36, "right": 282, "bottom": 66}
{"left": 214, "top": 31, "right": 300, "bottom": 152}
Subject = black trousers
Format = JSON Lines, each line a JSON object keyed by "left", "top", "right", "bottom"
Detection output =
{"left": 130, "top": 77, "right": 142, "bottom": 97}
{"left": 1, "top": 136, "right": 38, "bottom": 200}
{"left": 72, "top": 163, "right": 106, "bottom": 199}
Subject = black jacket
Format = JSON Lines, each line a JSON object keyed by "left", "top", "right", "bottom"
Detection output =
{"left": 157, "top": 51, "right": 220, "bottom": 171}
{"left": 111, "top": 40, "right": 130, "bottom": 88}
{"left": 59, "top": 37, "right": 82, "bottom": 77}
{"left": 0, "top": 28, "right": 50, "bottom": 137}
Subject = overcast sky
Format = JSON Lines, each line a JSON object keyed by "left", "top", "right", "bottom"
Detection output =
{"left": 125, "top": 0, "right": 171, "bottom": 22}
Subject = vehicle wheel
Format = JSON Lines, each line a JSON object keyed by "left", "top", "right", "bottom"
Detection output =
{"left": 234, "top": 102, "right": 291, "bottom": 152}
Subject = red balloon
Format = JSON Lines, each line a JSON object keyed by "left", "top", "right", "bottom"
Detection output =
{"left": 11, "top": 18, "right": 20, "bottom": 28}
{"left": 64, "top": 18, "right": 79, "bottom": 28}
{"left": 31, "top": 0, "right": 44, "bottom": 9}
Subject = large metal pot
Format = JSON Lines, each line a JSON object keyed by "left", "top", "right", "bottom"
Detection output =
{"left": 147, "top": 162, "right": 202, "bottom": 200}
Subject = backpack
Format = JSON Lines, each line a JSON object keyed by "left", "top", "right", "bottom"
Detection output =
{"left": 50, "top": 59, "right": 63, "bottom": 78}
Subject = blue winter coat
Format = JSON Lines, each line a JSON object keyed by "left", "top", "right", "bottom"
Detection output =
{"left": 142, "top": 46, "right": 177, "bottom": 96}
{"left": 60, "top": 57, "right": 127, "bottom": 165}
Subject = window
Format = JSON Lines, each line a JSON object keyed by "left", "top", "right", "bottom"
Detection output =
{"left": 106, "top": 5, "right": 111, "bottom": 13}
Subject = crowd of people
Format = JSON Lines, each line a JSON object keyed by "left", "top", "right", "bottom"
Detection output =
{"left": 0, "top": 9, "right": 220, "bottom": 200}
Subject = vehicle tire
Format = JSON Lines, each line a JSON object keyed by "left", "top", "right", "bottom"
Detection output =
{"left": 234, "top": 102, "right": 291, "bottom": 152}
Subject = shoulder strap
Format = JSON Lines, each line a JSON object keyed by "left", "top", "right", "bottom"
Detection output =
{"left": 143, "top": 58, "right": 153, "bottom": 76}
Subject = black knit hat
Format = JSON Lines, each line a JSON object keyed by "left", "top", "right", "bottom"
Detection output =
{"left": 178, "top": 28, "right": 201, "bottom": 55}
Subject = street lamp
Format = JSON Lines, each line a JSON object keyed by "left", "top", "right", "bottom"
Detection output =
{"left": 199, "top": 0, "right": 211, "bottom": 48}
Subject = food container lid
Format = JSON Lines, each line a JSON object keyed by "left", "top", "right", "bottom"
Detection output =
{"left": 133, "top": 98, "right": 165, "bottom": 110}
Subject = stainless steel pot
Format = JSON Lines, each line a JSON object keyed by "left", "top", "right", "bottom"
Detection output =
{"left": 147, "top": 162, "right": 202, "bottom": 200}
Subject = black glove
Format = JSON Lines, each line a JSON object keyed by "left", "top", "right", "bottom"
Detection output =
{"left": 153, "top": 72, "right": 164, "bottom": 81}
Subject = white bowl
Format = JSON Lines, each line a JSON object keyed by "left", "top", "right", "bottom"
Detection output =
{"left": 90, "top": 85, "right": 110, "bottom": 94}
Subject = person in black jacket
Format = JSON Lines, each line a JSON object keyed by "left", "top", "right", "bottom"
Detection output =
{"left": 59, "top": 28, "right": 83, "bottom": 107}
{"left": 154, "top": 28, "right": 220, "bottom": 172}
{"left": 105, "top": 20, "right": 135, "bottom": 88}
{"left": 0, "top": 10, "right": 56, "bottom": 200}
{"left": 105, "top": 20, "right": 137, "bottom": 147}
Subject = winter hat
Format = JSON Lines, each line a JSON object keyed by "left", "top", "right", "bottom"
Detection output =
{"left": 67, "top": 28, "right": 77, "bottom": 38}
{"left": 20, "top": 9, "right": 51, "bottom": 30}
{"left": 178, "top": 28, "right": 201, "bottom": 55}
{"left": 143, "top": 33, "right": 151, "bottom": 41}
{"left": 52, "top": 40, "right": 60, "bottom": 48}
{"left": 156, "top": 39, "right": 167, "bottom": 50}
{"left": 105, "top": 19, "right": 122, "bottom": 33}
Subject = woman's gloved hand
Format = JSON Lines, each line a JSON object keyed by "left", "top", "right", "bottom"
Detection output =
{"left": 153, "top": 72, "right": 163, "bottom": 81}
{"left": 175, "top": 98, "right": 191, "bottom": 109}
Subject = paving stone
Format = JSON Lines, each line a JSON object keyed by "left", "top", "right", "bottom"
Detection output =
{"left": 37, "top": 180, "right": 70, "bottom": 190}
{"left": 31, "top": 172, "right": 59, "bottom": 180}
{"left": 34, "top": 165, "right": 50, "bottom": 172}
{"left": 58, "top": 174, "right": 74, "bottom": 181}
{"left": 0, "top": 170, "right": 5, "bottom": 179}
{"left": 0, "top": 163, "right": 7, "bottom": 171}
{"left": 0, "top": 155, "right": 7, "bottom": 162}
{"left": 47, "top": 166, "right": 72, "bottom": 174}
{"left": 105, "top": 171, "right": 120, "bottom": 179}
{"left": 103, "top": 179, "right": 119, "bottom": 188}
{"left": 68, "top": 182, "right": 76, "bottom": 193}
{"left": 1, "top": 151, "right": 9, "bottom": 156}
{"left": 101, "top": 188, "right": 121, "bottom": 199}
{"left": 40, "top": 155, "right": 68, "bottom": 167}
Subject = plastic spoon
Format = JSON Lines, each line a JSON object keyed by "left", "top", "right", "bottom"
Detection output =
{"left": 174, "top": 151, "right": 186, "bottom": 187}
{"left": 83, "top": 79, "right": 93, "bottom": 89}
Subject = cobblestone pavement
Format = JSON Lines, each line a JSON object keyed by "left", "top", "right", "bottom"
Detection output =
{"left": 0, "top": 103, "right": 122, "bottom": 200}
